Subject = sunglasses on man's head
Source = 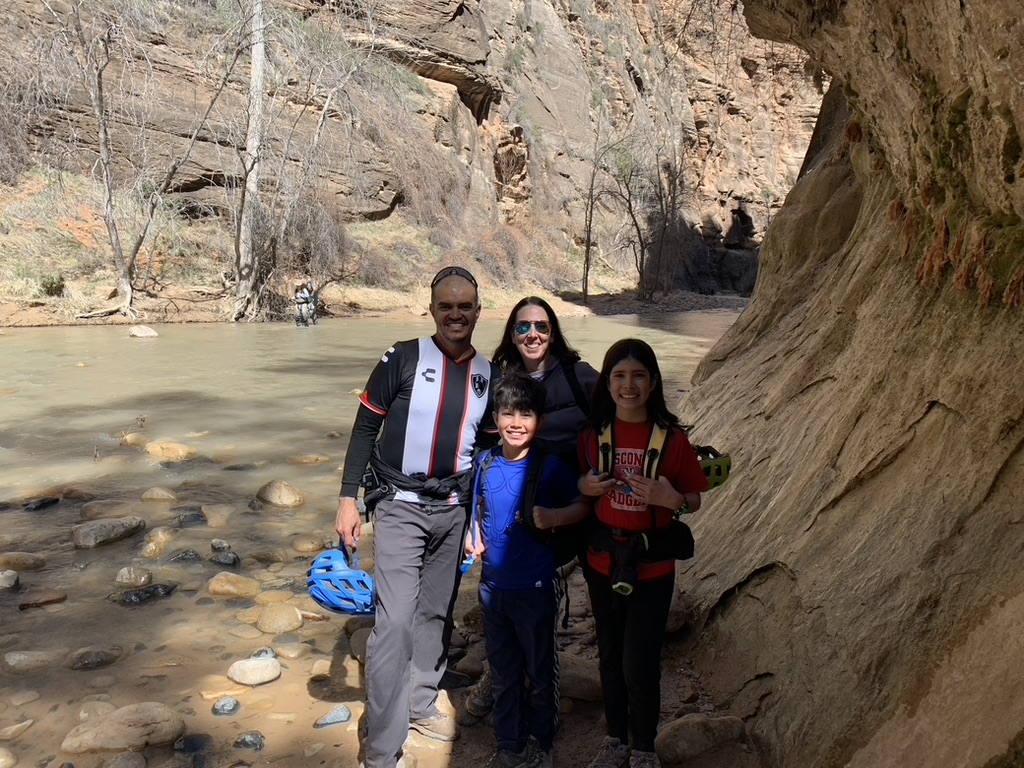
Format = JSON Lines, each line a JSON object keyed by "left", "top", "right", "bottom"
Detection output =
{"left": 430, "top": 266, "right": 478, "bottom": 288}
{"left": 514, "top": 320, "right": 551, "bottom": 336}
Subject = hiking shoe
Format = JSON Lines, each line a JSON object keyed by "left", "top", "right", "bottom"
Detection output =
{"left": 586, "top": 736, "right": 631, "bottom": 768}
{"left": 628, "top": 750, "right": 661, "bottom": 768}
{"left": 530, "top": 746, "right": 553, "bottom": 768}
{"left": 487, "top": 747, "right": 530, "bottom": 768}
{"left": 410, "top": 712, "right": 461, "bottom": 742}
{"left": 465, "top": 668, "right": 494, "bottom": 717}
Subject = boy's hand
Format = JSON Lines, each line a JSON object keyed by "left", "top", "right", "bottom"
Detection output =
{"left": 579, "top": 470, "right": 617, "bottom": 497}
{"left": 335, "top": 498, "right": 361, "bottom": 550}
{"left": 464, "top": 531, "right": 485, "bottom": 558}
{"left": 532, "top": 505, "right": 558, "bottom": 530}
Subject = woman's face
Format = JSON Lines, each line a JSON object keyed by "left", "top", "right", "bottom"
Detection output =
{"left": 512, "top": 305, "right": 553, "bottom": 372}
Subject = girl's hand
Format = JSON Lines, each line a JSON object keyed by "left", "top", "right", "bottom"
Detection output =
{"left": 624, "top": 474, "right": 684, "bottom": 509}
{"left": 579, "top": 470, "right": 617, "bottom": 497}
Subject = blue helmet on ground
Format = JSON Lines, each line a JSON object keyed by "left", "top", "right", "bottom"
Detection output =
{"left": 306, "top": 546, "right": 375, "bottom": 615}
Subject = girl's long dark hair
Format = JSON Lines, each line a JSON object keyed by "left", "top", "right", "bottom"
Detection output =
{"left": 492, "top": 296, "right": 582, "bottom": 371}
{"left": 589, "top": 338, "right": 681, "bottom": 429}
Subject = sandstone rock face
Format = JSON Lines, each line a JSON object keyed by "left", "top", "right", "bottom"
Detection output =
{"left": 680, "top": 2, "right": 1024, "bottom": 758}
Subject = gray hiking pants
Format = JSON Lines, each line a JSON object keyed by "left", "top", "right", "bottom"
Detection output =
{"left": 362, "top": 497, "right": 468, "bottom": 768}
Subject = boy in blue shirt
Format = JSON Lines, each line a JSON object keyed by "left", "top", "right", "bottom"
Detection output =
{"left": 465, "top": 373, "right": 592, "bottom": 768}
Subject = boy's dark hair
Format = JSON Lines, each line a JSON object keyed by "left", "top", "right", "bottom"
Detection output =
{"left": 493, "top": 372, "right": 547, "bottom": 417}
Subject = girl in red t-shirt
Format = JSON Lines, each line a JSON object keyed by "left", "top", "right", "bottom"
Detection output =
{"left": 577, "top": 338, "right": 709, "bottom": 768}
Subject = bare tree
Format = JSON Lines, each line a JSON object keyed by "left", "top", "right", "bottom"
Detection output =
{"left": 42, "top": 0, "right": 240, "bottom": 317}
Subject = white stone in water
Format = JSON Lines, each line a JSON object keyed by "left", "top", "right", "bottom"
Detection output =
{"left": 0, "top": 746, "right": 16, "bottom": 768}
{"left": 145, "top": 441, "right": 197, "bottom": 462}
{"left": 141, "top": 486, "right": 177, "bottom": 501}
{"left": 0, "top": 720, "right": 32, "bottom": 741}
{"left": 61, "top": 702, "right": 185, "bottom": 754}
{"left": 256, "top": 604, "right": 303, "bottom": 634}
{"left": 207, "top": 572, "right": 261, "bottom": 598}
{"left": 115, "top": 566, "right": 152, "bottom": 587}
{"left": 272, "top": 642, "right": 311, "bottom": 660}
{"left": 227, "top": 657, "right": 282, "bottom": 686}
{"left": 79, "top": 701, "right": 117, "bottom": 721}
{"left": 3, "top": 651, "right": 63, "bottom": 673}
{"left": 0, "top": 571, "right": 18, "bottom": 591}
{"left": 291, "top": 535, "right": 329, "bottom": 554}
{"left": 255, "top": 479, "right": 304, "bottom": 507}
{"left": 128, "top": 325, "right": 158, "bottom": 338}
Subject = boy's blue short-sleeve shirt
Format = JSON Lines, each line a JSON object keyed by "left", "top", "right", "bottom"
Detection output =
{"left": 477, "top": 453, "right": 578, "bottom": 590}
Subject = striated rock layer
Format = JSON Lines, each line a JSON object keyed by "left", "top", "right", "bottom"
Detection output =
{"left": 680, "top": 1, "right": 1024, "bottom": 766}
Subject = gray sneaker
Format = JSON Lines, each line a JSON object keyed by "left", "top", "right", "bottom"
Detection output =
{"left": 465, "top": 668, "right": 494, "bottom": 717}
{"left": 628, "top": 750, "right": 661, "bottom": 768}
{"left": 586, "top": 736, "right": 631, "bottom": 768}
{"left": 487, "top": 747, "right": 531, "bottom": 768}
{"left": 410, "top": 712, "right": 461, "bottom": 742}
{"left": 530, "top": 747, "right": 553, "bottom": 768}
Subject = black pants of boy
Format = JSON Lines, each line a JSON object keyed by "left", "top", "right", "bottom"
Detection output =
{"left": 480, "top": 578, "right": 561, "bottom": 754}
{"left": 585, "top": 567, "right": 675, "bottom": 752}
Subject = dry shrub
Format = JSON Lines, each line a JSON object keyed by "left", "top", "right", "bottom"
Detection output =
{"left": 954, "top": 231, "right": 986, "bottom": 291}
{"left": 887, "top": 198, "right": 906, "bottom": 222}
{"left": 476, "top": 225, "right": 531, "bottom": 287}
{"left": 1002, "top": 267, "right": 1024, "bottom": 308}
{"left": 282, "top": 193, "right": 351, "bottom": 286}
{"left": 916, "top": 215, "right": 949, "bottom": 285}
{"left": 900, "top": 207, "right": 922, "bottom": 260}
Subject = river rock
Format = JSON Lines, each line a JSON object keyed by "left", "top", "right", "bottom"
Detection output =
{"left": 558, "top": 653, "right": 603, "bottom": 702}
{"left": 0, "top": 572, "right": 20, "bottom": 591}
{"left": 146, "top": 441, "right": 197, "bottom": 462}
{"left": 286, "top": 454, "right": 330, "bottom": 465}
{"left": 291, "top": 534, "right": 329, "bottom": 554}
{"left": 212, "top": 696, "right": 240, "bottom": 716}
{"left": 128, "top": 325, "right": 158, "bottom": 338}
{"left": 17, "top": 589, "right": 67, "bottom": 610}
{"left": 141, "top": 486, "right": 177, "bottom": 501}
{"left": 79, "top": 701, "right": 118, "bottom": 721}
{"left": 9, "top": 691, "right": 40, "bottom": 707}
{"left": 0, "top": 747, "right": 15, "bottom": 768}
{"left": 115, "top": 567, "right": 152, "bottom": 587}
{"left": 108, "top": 584, "right": 178, "bottom": 606}
{"left": 207, "top": 572, "right": 260, "bottom": 598}
{"left": 211, "top": 539, "right": 231, "bottom": 552}
{"left": 122, "top": 432, "right": 149, "bottom": 447}
{"left": 233, "top": 731, "right": 265, "bottom": 751}
{"left": 256, "top": 605, "right": 302, "bottom": 634}
{"left": 104, "top": 752, "right": 146, "bottom": 768}
{"left": 72, "top": 517, "right": 146, "bottom": 548}
{"left": 314, "top": 703, "right": 351, "bottom": 728}
{"left": 3, "top": 651, "right": 63, "bottom": 673}
{"left": 654, "top": 714, "right": 746, "bottom": 763}
{"left": 0, "top": 552, "right": 45, "bottom": 571}
{"left": 226, "top": 657, "right": 281, "bottom": 686}
{"left": 61, "top": 701, "right": 185, "bottom": 753}
{"left": 209, "top": 551, "right": 240, "bottom": 568}
{"left": 67, "top": 646, "right": 123, "bottom": 670}
{"left": 0, "top": 720, "right": 32, "bottom": 740}
{"left": 255, "top": 480, "right": 304, "bottom": 508}
{"left": 22, "top": 496, "right": 60, "bottom": 511}
{"left": 350, "top": 628, "right": 371, "bottom": 665}
{"left": 80, "top": 500, "right": 138, "bottom": 521}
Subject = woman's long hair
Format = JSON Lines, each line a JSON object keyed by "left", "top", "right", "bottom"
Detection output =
{"left": 492, "top": 296, "right": 581, "bottom": 371}
{"left": 589, "top": 338, "right": 680, "bottom": 429}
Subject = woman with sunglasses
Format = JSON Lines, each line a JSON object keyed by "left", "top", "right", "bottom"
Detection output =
{"left": 492, "top": 296, "right": 599, "bottom": 474}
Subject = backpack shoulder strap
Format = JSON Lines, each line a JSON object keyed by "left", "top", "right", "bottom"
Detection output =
{"left": 519, "top": 450, "right": 548, "bottom": 529}
{"left": 643, "top": 424, "right": 670, "bottom": 479}
{"left": 562, "top": 361, "right": 591, "bottom": 417}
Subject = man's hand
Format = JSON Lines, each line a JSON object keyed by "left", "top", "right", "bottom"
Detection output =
{"left": 335, "top": 497, "right": 361, "bottom": 549}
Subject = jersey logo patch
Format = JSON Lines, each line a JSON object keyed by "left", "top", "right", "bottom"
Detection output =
{"left": 421, "top": 367, "right": 437, "bottom": 383}
{"left": 471, "top": 373, "right": 487, "bottom": 398}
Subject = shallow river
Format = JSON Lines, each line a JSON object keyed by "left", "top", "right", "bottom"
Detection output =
{"left": 0, "top": 309, "right": 739, "bottom": 768}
